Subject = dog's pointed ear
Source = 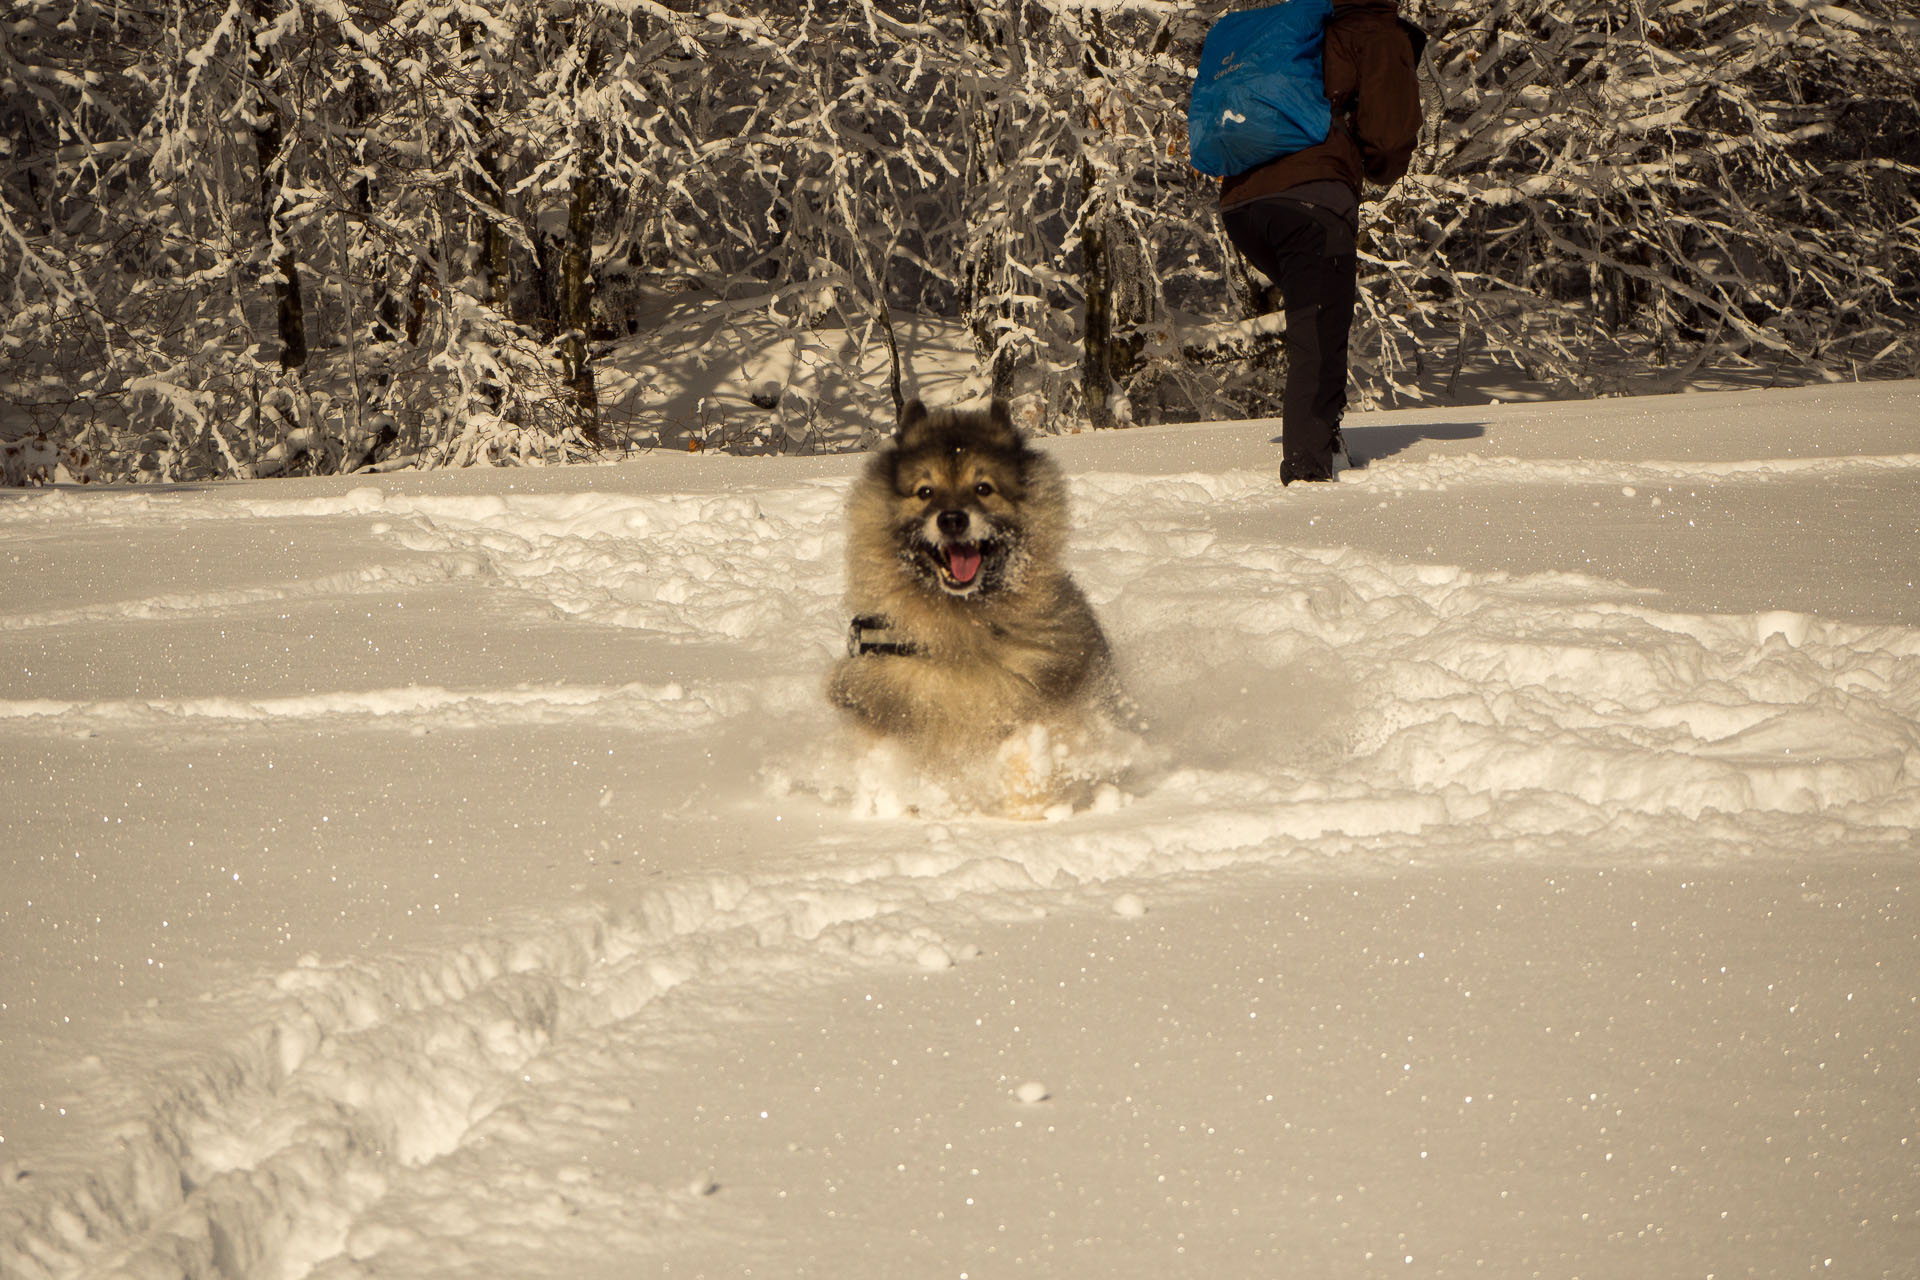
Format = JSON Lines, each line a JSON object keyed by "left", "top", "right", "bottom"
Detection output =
{"left": 894, "top": 399, "right": 932, "bottom": 447}
{"left": 986, "top": 399, "right": 1019, "bottom": 445}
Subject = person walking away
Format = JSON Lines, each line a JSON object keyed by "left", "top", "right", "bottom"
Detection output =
{"left": 1217, "top": 0, "right": 1423, "bottom": 484}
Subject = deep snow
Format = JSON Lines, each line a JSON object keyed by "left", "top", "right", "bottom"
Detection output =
{"left": 2, "top": 381, "right": 1918, "bottom": 1279}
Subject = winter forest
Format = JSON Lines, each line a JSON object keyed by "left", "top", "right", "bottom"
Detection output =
{"left": 4, "top": 0, "right": 1917, "bottom": 481}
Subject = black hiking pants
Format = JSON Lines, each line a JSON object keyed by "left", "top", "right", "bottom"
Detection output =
{"left": 1222, "top": 197, "right": 1358, "bottom": 483}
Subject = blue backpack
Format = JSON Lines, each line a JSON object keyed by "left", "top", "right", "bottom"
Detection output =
{"left": 1187, "top": 0, "right": 1335, "bottom": 178}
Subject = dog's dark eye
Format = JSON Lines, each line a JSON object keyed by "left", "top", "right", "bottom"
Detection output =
{"left": 974, "top": 481, "right": 995, "bottom": 497}
{"left": 914, "top": 484, "right": 934, "bottom": 501}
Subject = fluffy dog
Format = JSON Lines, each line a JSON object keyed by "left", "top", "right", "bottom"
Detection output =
{"left": 827, "top": 399, "right": 1126, "bottom": 812}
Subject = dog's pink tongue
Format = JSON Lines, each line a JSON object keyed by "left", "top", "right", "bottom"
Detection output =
{"left": 948, "top": 545, "right": 982, "bottom": 584}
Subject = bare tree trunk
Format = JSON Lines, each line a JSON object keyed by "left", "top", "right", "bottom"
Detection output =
{"left": 481, "top": 162, "right": 513, "bottom": 312}
{"left": 1077, "top": 18, "right": 1117, "bottom": 427}
{"left": 961, "top": 231, "right": 1019, "bottom": 401}
{"left": 462, "top": 20, "right": 514, "bottom": 314}
{"left": 959, "top": 0, "right": 1020, "bottom": 402}
{"left": 558, "top": 137, "right": 600, "bottom": 443}
{"left": 248, "top": 0, "right": 307, "bottom": 371}
{"left": 1079, "top": 174, "right": 1116, "bottom": 427}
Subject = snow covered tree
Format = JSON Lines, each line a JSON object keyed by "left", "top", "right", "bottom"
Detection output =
{"left": 2, "top": 0, "right": 1912, "bottom": 481}
{"left": 1364, "top": 0, "right": 1920, "bottom": 398}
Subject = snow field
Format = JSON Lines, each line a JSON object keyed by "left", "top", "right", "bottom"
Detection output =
{"left": 2, "top": 382, "right": 1917, "bottom": 1277}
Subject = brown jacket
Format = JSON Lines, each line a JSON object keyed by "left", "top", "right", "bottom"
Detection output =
{"left": 1219, "top": 0, "right": 1422, "bottom": 209}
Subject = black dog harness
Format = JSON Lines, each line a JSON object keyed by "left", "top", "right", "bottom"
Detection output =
{"left": 848, "top": 614, "right": 920, "bottom": 658}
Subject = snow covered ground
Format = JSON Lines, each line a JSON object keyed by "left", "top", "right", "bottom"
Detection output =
{"left": 3, "top": 381, "right": 1918, "bottom": 1279}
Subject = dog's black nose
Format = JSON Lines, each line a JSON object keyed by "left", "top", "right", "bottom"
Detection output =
{"left": 936, "top": 510, "right": 970, "bottom": 537}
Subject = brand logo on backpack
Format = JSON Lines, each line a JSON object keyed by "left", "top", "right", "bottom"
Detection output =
{"left": 1187, "top": 0, "right": 1336, "bottom": 178}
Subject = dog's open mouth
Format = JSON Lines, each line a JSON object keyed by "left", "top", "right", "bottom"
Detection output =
{"left": 927, "top": 541, "right": 986, "bottom": 592}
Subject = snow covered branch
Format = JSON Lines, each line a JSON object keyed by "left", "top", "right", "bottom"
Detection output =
{"left": 2, "top": 0, "right": 1913, "bottom": 477}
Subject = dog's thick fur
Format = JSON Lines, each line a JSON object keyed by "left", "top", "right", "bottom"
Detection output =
{"left": 827, "top": 400, "right": 1122, "bottom": 802}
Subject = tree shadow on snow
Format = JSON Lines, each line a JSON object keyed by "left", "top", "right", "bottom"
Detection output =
{"left": 2, "top": 482, "right": 219, "bottom": 502}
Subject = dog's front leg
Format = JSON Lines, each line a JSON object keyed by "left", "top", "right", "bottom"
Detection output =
{"left": 826, "top": 656, "right": 924, "bottom": 737}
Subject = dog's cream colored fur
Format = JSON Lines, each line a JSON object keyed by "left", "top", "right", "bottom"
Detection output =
{"left": 827, "top": 401, "right": 1122, "bottom": 806}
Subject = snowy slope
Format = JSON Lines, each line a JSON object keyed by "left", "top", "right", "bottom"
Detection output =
{"left": 2, "top": 382, "right": 1917, "bottom": 1279}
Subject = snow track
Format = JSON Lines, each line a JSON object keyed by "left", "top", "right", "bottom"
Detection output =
{"left": 4, "top": 387, "right": 1918, "bottom": 1278}
{"left": 0, "top": 683, "right": 736, "bottom": 736}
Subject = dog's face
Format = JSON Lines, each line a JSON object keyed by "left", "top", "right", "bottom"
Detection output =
{"left": 881, "top": 402, "right": 1030, "bottom": 599}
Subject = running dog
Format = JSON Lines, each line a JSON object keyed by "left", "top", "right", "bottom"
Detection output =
{"left": 827, "top": 399, "right": 1126, "bottom": 812}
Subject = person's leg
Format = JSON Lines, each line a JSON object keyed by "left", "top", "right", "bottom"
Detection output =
{"left": 1315, "top": 238, "right": 1358, "bottom": 461}
{"left": 1222, "top": 199, "right": 1355, "bottom": 482}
